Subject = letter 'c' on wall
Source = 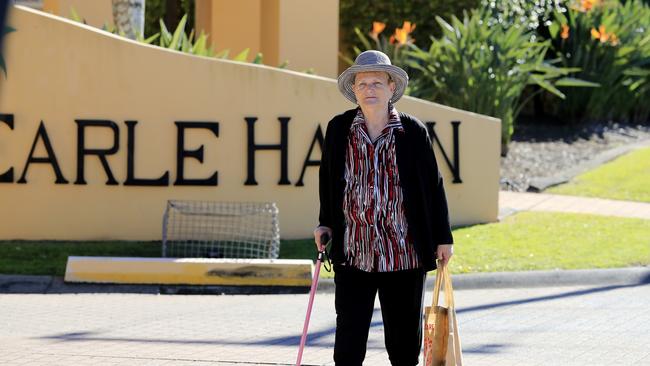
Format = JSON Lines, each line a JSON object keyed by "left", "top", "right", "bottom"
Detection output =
{"left": 0, "top": 114, "right": 14, "bottom": 183}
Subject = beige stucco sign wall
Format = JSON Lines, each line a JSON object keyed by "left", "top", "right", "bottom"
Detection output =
{"left": 0, "top": 6, "right": 500, "bottom": 241}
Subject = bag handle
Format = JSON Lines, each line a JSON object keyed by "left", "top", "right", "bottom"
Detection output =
{"left": 443, "top": 262, "right": 454, "bottom": 309}
{"left": 446, "top": 267, "right": 463, "bottom": 365}
{"left": 432, "top": 259, "right": 443, "bottom": 308}
{"left": 431, "top": 259, "right": 454, "bottom": 310}
{"left": 451, "top": 305, "right": 464, "bottom": 365}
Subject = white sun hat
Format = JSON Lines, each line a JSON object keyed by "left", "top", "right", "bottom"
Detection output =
{"left": 337, "top": 50, "right": 409, "bottom": 104}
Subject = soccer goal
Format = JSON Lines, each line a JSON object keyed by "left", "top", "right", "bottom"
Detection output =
{"left": 161, "top": 200, "right": 281, "bottom": 259}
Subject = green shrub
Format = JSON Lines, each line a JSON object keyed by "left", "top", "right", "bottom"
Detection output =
{"left": 154, "top": 14, "right": 211, "bottom": 56}
{"left": 147, "top": 13, "right": 284, "bottom": 66}
{"left": 481, "top": 0, "right": 568, "bottom": 31}
{"left": 547, "top": 0, "right": 650, "bottom": 123}
{"left": 406, "top": 8, "right": 596, "bottom": 154}
{"left": 69, "top": 9, "right": 282, "bottom": 67}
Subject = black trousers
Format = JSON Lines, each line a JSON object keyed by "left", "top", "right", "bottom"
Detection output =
{"left": 333, "top": 265, "right": 426, "bottom": 366}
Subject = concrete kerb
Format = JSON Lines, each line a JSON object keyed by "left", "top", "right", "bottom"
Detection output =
{"left": 2, "top": 266, "right": 649, "bottom": 294}
{"left": 316, "top": 266, "right": 650, "bottom": 293}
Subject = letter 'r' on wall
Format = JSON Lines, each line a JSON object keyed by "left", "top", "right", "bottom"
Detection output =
{"left": 74, "top": 119, "right": 120, "bottom": 185}
{"left": 0, "top": 114, "right": 14, "bottom": 183}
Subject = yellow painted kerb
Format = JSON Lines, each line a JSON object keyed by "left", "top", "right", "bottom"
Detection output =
{"left": 64, "top": 257, "right": 314, "bottom": 286}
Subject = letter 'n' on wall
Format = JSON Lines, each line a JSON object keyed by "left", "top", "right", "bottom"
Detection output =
{"left": 426, "top": 121, "right": 462, "bottom": 184}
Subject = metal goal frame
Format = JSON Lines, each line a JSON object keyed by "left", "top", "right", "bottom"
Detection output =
{"left": 161, "top": 200, "right": 280, "bottom": 259}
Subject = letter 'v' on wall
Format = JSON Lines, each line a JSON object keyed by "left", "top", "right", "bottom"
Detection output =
{"left": 0, "top": 5, "right": 500, "bottom": 240}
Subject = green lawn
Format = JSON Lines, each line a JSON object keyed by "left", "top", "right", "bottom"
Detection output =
{"left": 2, "top": 211, "right": 648, "bottom": 277}
{"left": 447, "top": 211, "right": 650, "bottom": 274}
{"left": 0, "top": 241, "right": 161, "bottom": 276}
{"left": 317, "top": 211, "right": 650, "bottom": 277}
{"left": 547, "top": 147, "right": 650, "bottom": 202}
{"left": 0, "top": 239, "right": 318, "bottom": 277}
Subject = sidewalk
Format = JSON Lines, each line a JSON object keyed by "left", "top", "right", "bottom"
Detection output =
{"left": 499, "top": 190, "right": 650, "bottom": 220}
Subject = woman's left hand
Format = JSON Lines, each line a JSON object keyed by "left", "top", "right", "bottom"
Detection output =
{"left": 436, "top": 244, "right": 453, "bottom": 267}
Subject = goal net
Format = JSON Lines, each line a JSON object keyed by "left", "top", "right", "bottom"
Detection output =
{"left": 162, "top": 200, "right": 280, "bottom": 259}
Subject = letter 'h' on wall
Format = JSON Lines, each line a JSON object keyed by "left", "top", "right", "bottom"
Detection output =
{"left": 244, "top": 116, "right": 290, "bottom": 186}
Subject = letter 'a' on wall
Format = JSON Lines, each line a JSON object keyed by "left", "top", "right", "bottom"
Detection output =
{"left": 0, "top": 5, "right": 500, "bottom": 241}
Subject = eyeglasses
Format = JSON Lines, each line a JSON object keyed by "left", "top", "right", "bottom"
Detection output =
{"left": 352, "top": 81, "right": 390, "bottom": 92}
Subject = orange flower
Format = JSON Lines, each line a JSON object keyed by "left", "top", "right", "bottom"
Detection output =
{"left": 370, "top": 21, "right": 386, "bottom": 40}
{"left": 402, "top": 21, "right": 416, "bottom": 34}
{"left": 561, "top": 24, "right": 570, "bottom": 39}
{"left": 571, "top": 0, "right": 600, "bottom": 12}
{"left": 389, "top": 21, "right": 415, "bottom": 46}
{"left": 373, "top": 21, "right": 386, "bottom": 34}
{"left": 389, "top": 35, "right": 396, "bottom": 44}
{"left": 590, "top": 27, "right": 599, "bottom": 39}
{"left": 591, "top": 25, "right": 610, "bottom": 42}
{"left": 582, "top": 0, "right": 597, "bottom": 11}
{"left": 394, "top": 27, "right": 408, "bottom": 45}
{"left": 590, "top": 24, "right": 619, "bottom": 45}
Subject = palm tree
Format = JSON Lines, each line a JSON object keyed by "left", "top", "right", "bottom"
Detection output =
{"left": 112, "top": 0, "right": 145, "bottom": 39}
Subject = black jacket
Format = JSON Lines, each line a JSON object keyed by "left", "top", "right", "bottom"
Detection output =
{"left": 318, "top": 108, "right": 454, "bottom": 272}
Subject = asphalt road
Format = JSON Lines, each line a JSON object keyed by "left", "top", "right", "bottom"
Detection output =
{"left": 2, "top": 280, "right": 649, "bottom": 365}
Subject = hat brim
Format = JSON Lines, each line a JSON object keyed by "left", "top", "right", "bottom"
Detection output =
{"left": 337, "top": 64, "right": 409, "bottom": 104}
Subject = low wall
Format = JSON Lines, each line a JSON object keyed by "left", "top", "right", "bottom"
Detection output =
{"left": 0, "top": 6, "right": 500, "bottom": 240}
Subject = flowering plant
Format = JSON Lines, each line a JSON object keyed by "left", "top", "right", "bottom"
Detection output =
{"left": 547, "top": 0, "right": 650, "bottom": 123}
{"left": 341, "top": 20, "right": 416, "bottom": 71}
{"left": 406, "top": 8, "right": 595, "bottom": 153}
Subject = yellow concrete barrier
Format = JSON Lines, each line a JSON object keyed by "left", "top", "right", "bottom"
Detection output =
{"left": 64, "top": 256, "right": 314, "bottom": 286}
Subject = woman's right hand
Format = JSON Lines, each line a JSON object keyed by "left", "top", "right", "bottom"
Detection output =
{"left": 313, "top": 226, "right": 332, "bottom": 252}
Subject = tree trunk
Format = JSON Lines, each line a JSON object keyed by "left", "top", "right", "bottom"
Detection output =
{"left": 112, "top": 0, "right": 145, "bottom": 39}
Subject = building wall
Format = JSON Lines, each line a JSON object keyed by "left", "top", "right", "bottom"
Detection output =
{"left": 195, "top": 0, "right": 339, "bottom": 78}
{"left": 276, "top": 0, "right": 339, "bottom": 77}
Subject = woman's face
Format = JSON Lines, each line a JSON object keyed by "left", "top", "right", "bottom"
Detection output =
{"left": 352, "top": 71, "right": 395, "bottom": 110}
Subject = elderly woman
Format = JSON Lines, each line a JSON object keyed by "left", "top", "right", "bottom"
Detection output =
{"left": 314, "top": 50, "right": 454, "bottom": 365}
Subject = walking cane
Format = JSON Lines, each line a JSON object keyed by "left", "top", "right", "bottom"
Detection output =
{"left": 295, "top": 232, "right": 331, "bottom": 366}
